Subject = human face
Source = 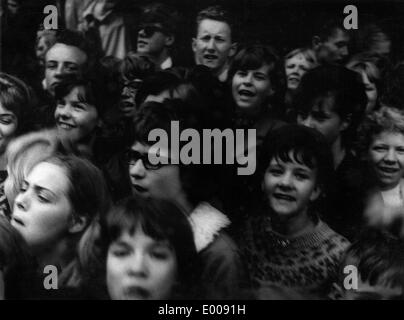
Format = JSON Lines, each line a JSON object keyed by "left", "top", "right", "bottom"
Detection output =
{"left": 120, "top": 77, "right": 142, "bottom": 118}
{"left": 263, "top": 154, "right": 319, "bottom": 219}
{"left": 45, "top": 43, "right": 87, "bottom": 95}
{"left": 297, "top": 96, "right": 348, "bottom": 145}
{"left": 285, "top": 53, "right": 313, "bottom": 90}
{"left": 192, "top": 19, "right": 234, "bottom": 75}
{"left": 11, "top": 162, "right": 72, "bottom": 253}
{"left": 129, "top": 142, "right": 185, "bottom": 204}
{"left": 0, "top": 103, "right": 18, "bottom": 155}
{"left": 55, "top": 86, "right": 99, "bottom": 145}
{"left": 106, "top": 226, "right": 178, "bottom": 300}
{"left": 368, "top": 132, "right": 404, "bottom": 191}
{"left": 137, "top": 24, "right": 173, "bottom": 58}
{"left": 232, "top": 64, "right": 273, "bottom": 113}
{"left": 343, "top": 277, "right": 403, "bottom": 300}
{"left": 316, "top": 28, "right": 349, "bottom": 65}
{"left": 36, "top": 32, "right": 57, "bottom": 65}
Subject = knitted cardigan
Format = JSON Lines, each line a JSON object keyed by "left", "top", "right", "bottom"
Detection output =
{"left": 241, "top": 216, "right": 350, "bottom": 299}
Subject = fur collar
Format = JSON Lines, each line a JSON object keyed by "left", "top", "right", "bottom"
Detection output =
{"left": 188, "top": 202, "right": 231, "bottom": 252}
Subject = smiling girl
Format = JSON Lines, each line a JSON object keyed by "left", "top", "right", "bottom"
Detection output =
{"left": 357, "top": 106, "right": 404, "bottom": 229}
{"left": 0, "top": 73, "right": 33, "bottom": 217}
{"left": 242, "top": 125, "right": 349, "bottom": 299}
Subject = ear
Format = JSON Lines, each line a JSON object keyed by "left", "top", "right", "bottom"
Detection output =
{"left": 68, "top": 214, "right": 88, "bottom": 234}
{"left": 310, "top": 186, "right": 321, "bottom": 202}
{"left": 229, "top": 42, "right": 238, "bottom": 58}
{"left": 192, "top": 38, "right": 197, "bottom": 54}
{"left": 312, "top": 36, "right": 322, "bottom": 50}
{"left": 165, "top": 34, "right": 175, "bottom": 47}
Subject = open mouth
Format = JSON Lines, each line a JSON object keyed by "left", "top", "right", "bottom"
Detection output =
{"left": 57, "top": 121, "right": 75, "bottom": 130}
{"left": 124, "top": 286, "right": 150, "bottom": 299}
{"left": 204, "top": 54, "right": 218, "bottom": 61}
{"left": 238, "top": 89, "right": 255, "bottom": 98}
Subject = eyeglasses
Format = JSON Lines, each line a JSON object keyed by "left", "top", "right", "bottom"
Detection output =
{"left": 125, "top": 149, "right": 170, "bottom": 170}
{"left": 138, "top": 25, "right": 167, "bottom": 38}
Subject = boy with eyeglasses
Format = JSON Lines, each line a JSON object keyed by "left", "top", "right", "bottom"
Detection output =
{"left": 136, "top": 3, "right": 179, "bottom": 70}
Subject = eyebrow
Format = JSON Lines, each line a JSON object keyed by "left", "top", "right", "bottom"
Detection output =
{"left": 23, "top": 180, "right": 58, "bottom": 199}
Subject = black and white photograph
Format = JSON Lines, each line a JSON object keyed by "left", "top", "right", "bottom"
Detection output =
{"left": 1, "top": 0, "right": 404, "bottom": 308}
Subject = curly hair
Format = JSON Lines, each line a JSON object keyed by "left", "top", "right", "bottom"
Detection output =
{"left": 357, "top": 105, "right": 404, "bottom": 158}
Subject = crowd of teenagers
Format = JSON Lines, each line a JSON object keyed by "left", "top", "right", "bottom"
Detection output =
{"left": 1, "top": 0, "right": 404, "bottom": 300}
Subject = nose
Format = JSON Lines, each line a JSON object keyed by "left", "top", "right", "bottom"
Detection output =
{"left": 14, "top": 191, "right": 29, "bottom": 212}
{"left": 54, "top": 63, "right": 64, "bottom": 77}
{"left": 279, "top": 171, "right": 293, "bottom": 188}
{"left": 242, "top": 72, "right": 253, "bottom": 85}
{"left": 384, "top": 148, "right": 398, "bottom": 163}
{"left": 341, "top": 46, "right": 349, "bottom": 57}
{"left": 56, "top": 104, "right": 72, "bottom": 120}
{"left": 129, "top": 159, "right": 146, "bottom": 179}
{"left": 206, "top": 38, "right": 216, "bottom": 51}
{"left": 299, "top": 115, "right": 315, "bottom": 129}
{"left": 127, "top": 251, "right": 148, "bottom": 278}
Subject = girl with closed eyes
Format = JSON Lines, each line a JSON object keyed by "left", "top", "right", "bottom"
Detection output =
{"left": 78, "top": 196, "right": 201, "bottom": 300}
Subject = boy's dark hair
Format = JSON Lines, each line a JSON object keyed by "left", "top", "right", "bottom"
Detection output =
{"left": 54, "top": 29, "right": 91, "bottom": 57}
{"left": 120, "top": 52, "right": 156, "bottom": 81}
{"left": 135, "top": 70, "right": 181, "bottom": 106}
{"left": 315, "top": 17, "right": 345, "bottom": 42}
{"left": 259, "top": 124, "right": 334, "bottom": 195}
{"left": 51, "top": 29, "right": 102, "bottom": 76}
{"left": 339, "top": 228, "right": 404, "bottom": 292}
{"left": 140, "top": 2, "right": 180, "bottom": 36}
{"left": 294, "top": 65, "right": 367, "bottom": 147}
{"left": 228, "top": 44, "right": 284, "bottom": 98}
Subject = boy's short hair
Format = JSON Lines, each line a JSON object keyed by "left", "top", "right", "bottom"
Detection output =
{"left": 120, "top": 52, "right": 155, "bottom": 81}
{"left": 259, "top": 124, "right": 334, "bottom": 193}
{"left": 339, "top": 228, "right": 404, "bottom": 293}
{"left": 140, "top": 2, "right": 180, "bottom": 36}
{"left": 295, "top": 65, "right": 367, "bottom": 146}
{"left": 195, "top": 5, "right": 235, "bottom": 39}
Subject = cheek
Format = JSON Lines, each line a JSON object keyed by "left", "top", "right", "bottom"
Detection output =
{"left": 151, "top": 260, "right": 178, "bottom": 298}
{"left": 0, "top": 123, "right": 18, "bottom": 138}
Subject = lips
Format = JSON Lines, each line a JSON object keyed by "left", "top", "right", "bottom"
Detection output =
{"left": 377, "top": 166, "right": 400, "bottom": 176}
{"left": 132, "top": 184, "right": 148, "bottom": 194}
{"left": 57, "top": 120, "right": 75, "bottom": 130}
{"left": 203, "top": 54, "right": 218, "bottom": 61}
{"left": 238, "top": 89, "right": 255, "bottom": 97}
{"left": 123, "top": 286, "right": 150, "bottom": 299}
{"left": 11, "top": 216, "right": 24, "bottom": 227}
{"left": 273, "top": 192, "right": 296, "bottom": 202}
{"left": 137, "top": 40, "right": 148, "bottom": 46}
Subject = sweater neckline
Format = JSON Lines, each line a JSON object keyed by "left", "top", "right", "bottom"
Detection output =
{"left": 261, "top": 219, "right": 333, "bottom": 250}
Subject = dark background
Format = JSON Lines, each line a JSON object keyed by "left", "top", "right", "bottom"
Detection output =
{"left": 2, "top": 0, "right": 404, "bottom": 69}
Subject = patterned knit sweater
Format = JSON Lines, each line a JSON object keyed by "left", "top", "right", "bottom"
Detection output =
{"left": 241, "top": 216, "right": 350, "bottom": 299}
